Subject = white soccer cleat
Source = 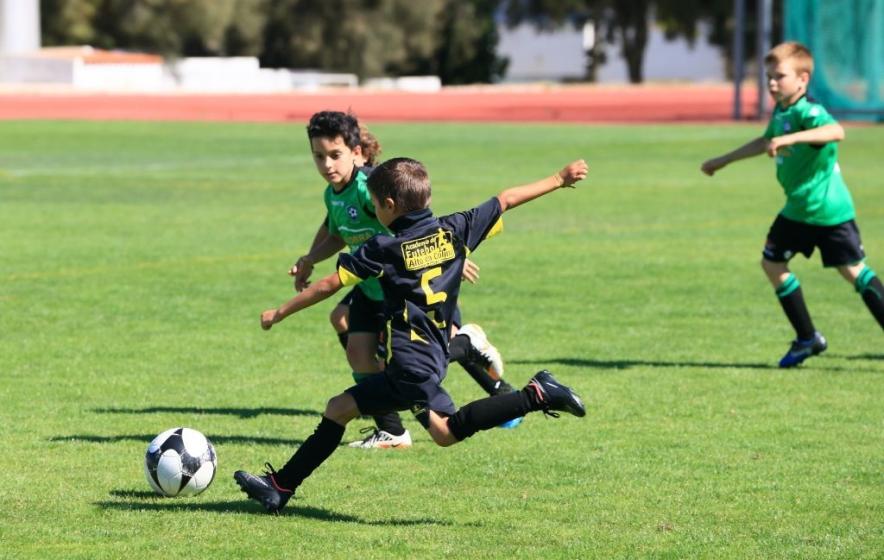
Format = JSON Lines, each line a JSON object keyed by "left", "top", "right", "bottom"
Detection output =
{"left": 347, "top": 428, "right": 413, "bottom": 449}
{"left": 458, "top": 323, "right": 504, "bottom": 379}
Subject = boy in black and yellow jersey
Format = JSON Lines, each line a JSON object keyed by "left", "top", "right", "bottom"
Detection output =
{"left": 235, "top": 157, "right": 589, "bottom": 514}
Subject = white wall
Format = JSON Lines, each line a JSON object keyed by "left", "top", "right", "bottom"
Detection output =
{"left": 497, "top": 20, "right": 725, "bottom": 83}
{"left": 497, "top": 23, "right": 587, "bottom": 82}
{"left": 0, "top": 0, "right": 40, "bottom": 54}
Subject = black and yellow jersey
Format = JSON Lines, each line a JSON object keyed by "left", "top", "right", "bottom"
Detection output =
{"left": 337, "top": 198, "right": 503, "bottom": 378}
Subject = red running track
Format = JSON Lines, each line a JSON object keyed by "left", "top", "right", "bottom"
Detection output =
{"left": 0, "top": 84, "right": 759, "bottom": 123}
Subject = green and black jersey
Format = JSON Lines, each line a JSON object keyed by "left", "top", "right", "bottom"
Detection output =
{"left": 763, "top": 96, "right": 855, "bottom": 226}
{"left": 323, "top": 167, "right": 387, "bottom": 301}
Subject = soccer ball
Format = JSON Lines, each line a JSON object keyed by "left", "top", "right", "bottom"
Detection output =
{"left": 144, "top": 427, "right": 217, "bottom": 497}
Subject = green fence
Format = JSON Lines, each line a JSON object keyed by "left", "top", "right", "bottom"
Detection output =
{"left": 784, "top": 0, "right": 883, "bottom": 120}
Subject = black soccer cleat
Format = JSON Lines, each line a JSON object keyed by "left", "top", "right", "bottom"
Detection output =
{"left": 526, "top": 370, "right": 586, "bottom": 418}
{"left": 233, "top": 463, "right": 293, "bottom": 514}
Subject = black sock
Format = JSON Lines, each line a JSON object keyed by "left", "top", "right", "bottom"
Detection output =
{"left": 448, "top": 334, "right": 470, "bottom": 363}
{"left": 275, "top": 416, "right": 345, "bottom": 490}
{"left": 858, "top": 276, "right": 884, "bottom": 330}
{"left": 446, "top": 391, "right": 532, "bottom": 441}
{"left": 776, "top": 275, "right": 815, "bottom": 339}
{"left": 337, "top": 332, "right": 348, "bottom": 350}
{"left": 373, "top": 411, "right": 406, "bottom": 436}
{"left": 449, "top": 334, "right": 509, "bottom": 395}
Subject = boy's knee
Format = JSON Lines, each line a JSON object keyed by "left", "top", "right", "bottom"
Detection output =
{"left": 329, "top": 306, "right": 348, "bottom": 333}
{"left": 429, "top": 428, "right": 458, "bottom": 447}
{"left": 424, "top": 412, "right": 459, "bottom": 447}
{"left": 324, "top": 393, "right": 359, "bottom": 424}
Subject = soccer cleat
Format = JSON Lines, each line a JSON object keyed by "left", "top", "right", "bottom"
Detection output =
{"left": 525, "top": 370, "right": 586, "bottom": 418}
{"left": 233, "top": 463, "right": 293, "bottom": 514}
{"left": 347, "top": 427, "right": 413, "bottom": 449}
{"left": 458, "top": 323, "right": 505, "bottom": 379}
{"left": 778, "top": 331, "right": 828, "bottom": 368}
{"left": 498, "top": 416, "right": 524, "bottom": 429}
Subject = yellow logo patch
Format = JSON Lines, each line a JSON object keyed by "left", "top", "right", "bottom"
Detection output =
{"left": 401, "top": 229, "right": 455, "bottom": 271}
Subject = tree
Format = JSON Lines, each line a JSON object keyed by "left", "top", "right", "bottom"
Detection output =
{"left": 41, "top": 0, "right": 270, "bottom": 57}
{"left": 40, "top": 0, "right": 508, "bottom": 84}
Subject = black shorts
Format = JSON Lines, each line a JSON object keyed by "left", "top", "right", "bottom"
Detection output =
{"left": 338, "top": 286, "right": 385, "bottom": 334}
{"left": 762, "top": 215, "right": 865, "bottom": 267}
{"left": 345, "top": 364, "right": 457, "bottom": 427}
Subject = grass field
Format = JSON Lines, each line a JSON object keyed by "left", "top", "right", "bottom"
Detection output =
{"left": 1, "top": 120, "right": 882, "bottom": 559}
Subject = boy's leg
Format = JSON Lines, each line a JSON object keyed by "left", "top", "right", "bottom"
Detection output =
{"left": 839, "top": 263, "right": 884, "bottom": 329}
{"left": 449, "top": 324, "right": 512, "bottom": 395}
{"left": 347, "top": 290, "right": 410, "bottom": 446}
{"left": 761, "top": 216, "right": 826, "bottom": 367}
{"left": 233, "top": 392, "right": 358, "bottom": 514}
{"left": 422, "top": 370, "right": 585, "bottom": 445}
{"left": 349, "top": 369, "right": 411, "bottom": 448}
{"left": 329, "top": 303, "right": 349, "bottom": 349}
{"left": 763, "top": 260, "right": 817, "bottom": 340}
{"left": 823, "top": 221, "right": 883, "bottom": 330}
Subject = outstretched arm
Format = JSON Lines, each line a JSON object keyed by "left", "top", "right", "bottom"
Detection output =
{"left": 701, "top": 137, "right": 767, "bottom": 176}
{"left": 766, "top": 123, "right": 845, "bottom": 156}
{"left": 261, "top": 271, "right": 344, "bottom": 330}
{"left": 497, "top": 160, "right": 588, "bottom": 212}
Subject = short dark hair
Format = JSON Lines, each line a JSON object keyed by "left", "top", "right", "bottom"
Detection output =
{"left": 306, "top": 111, "right": 360, "bottom": 149}
{"left": 367, "top": 157, "right": 431, "bottom": 213}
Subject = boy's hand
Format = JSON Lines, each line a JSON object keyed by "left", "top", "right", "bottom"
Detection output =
{"left": 766, "top": 136, "right": 791, "bottom": 157}
{"left": 289, "top": 255, "right": 314, "bottom": 292}
{"left": 558, "top": 159, "right": 589, "bottom": 187}
{"left": 700, "top": 157, "right": 727, "bottom": 176}
{"left": 261, "top": 309, "right": 279, "bottom": 331}
{"left": 462, "top": 258, "right": 480, "bottom": 284}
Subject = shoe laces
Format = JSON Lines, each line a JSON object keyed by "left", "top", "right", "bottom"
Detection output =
{"left": 527, "top": 380, "right": 560, "bottom": 419}
{"left": 357, "top": 426, "right": 380, "bottom": 443}
{"left": 261, "top": 463, "right": 293, "bottom": 493}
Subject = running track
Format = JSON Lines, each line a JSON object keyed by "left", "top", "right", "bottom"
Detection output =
{"left": 0, "top": 84, "right": 759, "bottom": 123}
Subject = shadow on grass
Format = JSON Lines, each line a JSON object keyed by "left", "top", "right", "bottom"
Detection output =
{"left": 839, "top": 353, "right": 884, "bottom": 361}
{"left": 512, "top": 356, "right": 883, "bottom": 373}
{"left": 92, "top": 406, "right": 321, "bottom": 419}
{"left": 510, "top": 357, "right": 776, "bottom": 370}
{"left": 50, "top": 434, "right": 304, "bottom": 446}
{"left": 99, "top": 490, "right": 451, "bottom": 525}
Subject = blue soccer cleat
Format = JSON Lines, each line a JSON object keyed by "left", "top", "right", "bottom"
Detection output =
{"left": 498, "top": 416, "right": 524, "bottom": 429}
{"left": 778, "top": 332, "right": 827, "bottom": 368}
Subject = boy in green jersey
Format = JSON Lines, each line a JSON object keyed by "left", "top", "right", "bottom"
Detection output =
{"left": 287, "top": 111, "right": 517, "bottom": 447}
{"left": 701, "top": 42, "right": 884, "bottom": 367}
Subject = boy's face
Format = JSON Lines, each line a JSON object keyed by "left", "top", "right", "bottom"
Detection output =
{"left": 765, "top": 59, "right": 809, "bottom": 106}
{"left": 310, "top": 135, "right": 360, "bottom": 189}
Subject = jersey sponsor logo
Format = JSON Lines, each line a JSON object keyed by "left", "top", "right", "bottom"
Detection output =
{"left": 338, "top": 226, "right": 378, "bottom": 246}
{"left": 401, "top": 229, "right": 455, "bottom": 271}
{"left": 783, "top": 122, "right": 792, "bottom": 132}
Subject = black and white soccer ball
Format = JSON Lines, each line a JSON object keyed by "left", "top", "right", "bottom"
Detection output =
{"left": 144, "top": 427, "right": 217, "bottom": 497}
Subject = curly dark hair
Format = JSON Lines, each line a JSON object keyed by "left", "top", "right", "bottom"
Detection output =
{"left": 359, "top": 125, "right": 383, "bottom": 166}
{"left": 306, "top": 111, "right": 360, "bottom": 149}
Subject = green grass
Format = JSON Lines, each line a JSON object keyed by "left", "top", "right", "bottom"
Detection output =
{"left": 1, "top": 120, "right": 882, "bottom": 559}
